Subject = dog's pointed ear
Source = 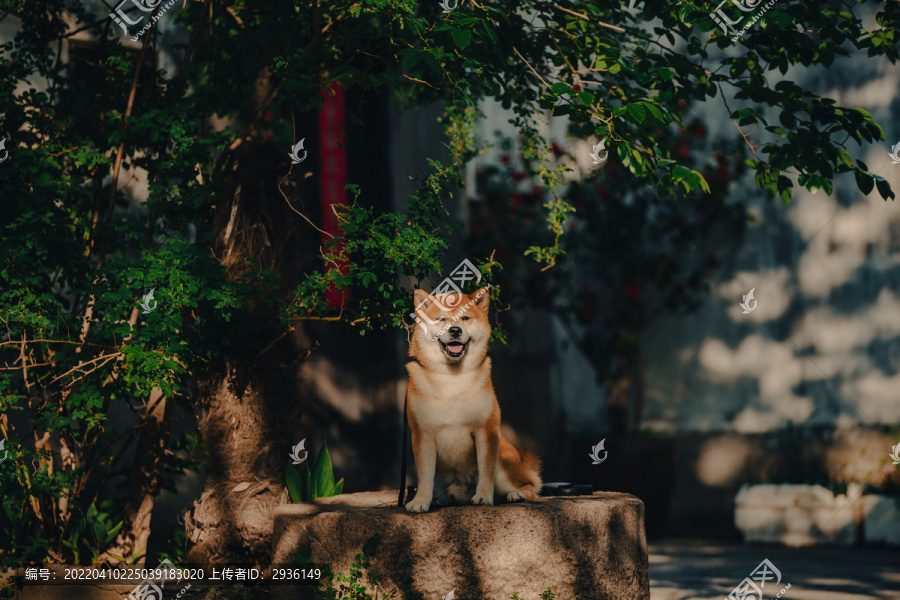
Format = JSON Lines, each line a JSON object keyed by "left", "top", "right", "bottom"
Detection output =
{"left": 473, "top": 287, "right": 490, "bottom": 311}
{"left": 414, "top": 288, "right": 432, "bottom": 310}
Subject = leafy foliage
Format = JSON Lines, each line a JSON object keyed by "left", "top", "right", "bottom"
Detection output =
{"left": 471, "top": 120, "right": 748, "bottom": 387}
{"left": 286, "top": 441, "right": 345, "bottom": 503}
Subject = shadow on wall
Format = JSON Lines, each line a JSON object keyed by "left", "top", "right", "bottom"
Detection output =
{"left": 643, "top": 185, "right": 900, "bottom": 435}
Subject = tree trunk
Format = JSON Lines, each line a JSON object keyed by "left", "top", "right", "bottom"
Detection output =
{"left": 107, "top": 389, "right": 171, "bottom": 564}
{"left": 184, "top": 139, "right": 317, "bottom": 567}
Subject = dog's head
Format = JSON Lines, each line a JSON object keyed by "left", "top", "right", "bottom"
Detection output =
{"left": 410, "top": 287, "right": 491, "bottom": 367}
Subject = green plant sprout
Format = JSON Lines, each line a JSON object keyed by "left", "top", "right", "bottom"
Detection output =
{"left": 286, "top": 441, "right": 344, "bottom": 502}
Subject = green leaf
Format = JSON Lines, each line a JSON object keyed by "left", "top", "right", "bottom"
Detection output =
{"left": 855, "top": 170, "right": 874, "bottom": 195}
{"left": 693, "top": 170, "right": 711, "bottom": 194}
{"left": 836, "top": 148, "right": 854, "bottom": 169}
{"left": 286, "top": 464, "right": 304, "bottom": 503}
{"left": 627, "top": 103, "right": 646, "bottom": 123}
{"left": 551, "top": 82, "right": 571, "bottom": 95}
{"left": 480, "top": 20, "right": 498, "bottom": 44}
{"left": 303, "top": 463, "right": 312, "bottom": 500}
{"left": 875, "top": 177, "right": 895, "bottom": 201}
{"left": 777, "top": 174, "right": 792, "bottom": 202}
{"left": 853, "top": 107, "right": 874, "bottom": 122}
{"left": 92, "top": 520, "right": 107, "bottom": 543}
{"left": 69, "top": 513, "right": 85, "bottom": 539}
{"left": 672, "top": 165, "right": 691, "bottom": 181}
{"left": 578, "top": 91, "right": 594, "bottom": 107}
{"left": 312, "top": 442, "right": 337, "bottom": 499}
{"left": 105, "top": 521, "right": 123, "bottom": 544}
{"left": 779, "top": 186, "right": 792, "bottom": 204}
{"left": 402, "top": 51, "right": 424, "bottom": 69}
{"left": 451, "top": 28, "right": 472, "bottom": 49}
{"left": 685, "top": 171, "right": 700, "bottom": 189}
{"left": 643, "top": 102, "right": 664, "bottom": 122}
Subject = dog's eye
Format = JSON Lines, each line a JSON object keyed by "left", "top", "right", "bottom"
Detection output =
{"left": 461, "top": 316, "right": 470, "bottom": 320}
{"left": 437, "top": 316, "right": 445, "bottom": 322}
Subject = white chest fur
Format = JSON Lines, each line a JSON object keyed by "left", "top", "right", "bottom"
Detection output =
{"left": 408, "top": 371, "right": 494, "bottom": 429}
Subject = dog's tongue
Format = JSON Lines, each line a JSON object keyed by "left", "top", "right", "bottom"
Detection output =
{"left": 447, "top": 342, "right": 464, "bottom": 352}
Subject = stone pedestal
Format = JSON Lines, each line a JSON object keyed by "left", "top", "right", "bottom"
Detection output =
{"left": 272, "top": 490, "right": 650, "bottom": 600}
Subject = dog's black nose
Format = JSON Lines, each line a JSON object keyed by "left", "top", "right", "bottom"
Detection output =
{"left": 449, "top": 326, "right": 462, "bottom": 338}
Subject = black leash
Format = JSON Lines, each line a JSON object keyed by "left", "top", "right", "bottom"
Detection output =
{"left": 398, "top": 387, "right": 409, "bottom": 507}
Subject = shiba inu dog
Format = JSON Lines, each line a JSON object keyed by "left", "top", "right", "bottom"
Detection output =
{"left": 404, "top": 286, "right": 542, "bottom": 513}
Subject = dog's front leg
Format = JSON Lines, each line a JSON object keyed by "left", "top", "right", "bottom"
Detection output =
{"left": 405, "top": 430, "right": 436, "bottom": 513}
{"left": 471, "top": 427, "right": 499, "bottom": 505}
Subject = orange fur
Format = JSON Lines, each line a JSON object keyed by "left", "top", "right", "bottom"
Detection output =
{"left": 404, "top": 287, "right": 542, "bottom": 513}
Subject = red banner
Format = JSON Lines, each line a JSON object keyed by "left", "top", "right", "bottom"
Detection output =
{"left": 318, "top": 83, "right": 349, "bottom": 308}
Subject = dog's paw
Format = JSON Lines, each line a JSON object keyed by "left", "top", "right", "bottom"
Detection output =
{"left": 405, "top": 496, "right": 432, "bottom": 513}
{"left": 506, "top": 490, "right": 527, "bottom": 502}
{"left": 471, "top": 491, "right": 494, "bottom": 506}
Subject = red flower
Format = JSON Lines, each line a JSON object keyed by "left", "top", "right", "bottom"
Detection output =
{"left": 264, "top": 110, "right": 274, "bottom": 121}
{"left": 501, "top": 154, "right": 511, "bottom": 166}
{"left": 512, "top": 170, "right": 526, "bottom": 182}
{"left": 624, "top": 284, "right": 642, "bottom": 300}
{"left": 511, "top": 192, "right": 523, "bottom": 207}
{"left": 572, "top": 85, "right": 582, "bottom": 92}
{"left": 551, "top": 142, "right": 564, "bottom": 157}
{"left": 676, "top": 145, "right": 691, "bottom": 159}
{"left": 716, "top": 166, "right": 732, "bottom": 182}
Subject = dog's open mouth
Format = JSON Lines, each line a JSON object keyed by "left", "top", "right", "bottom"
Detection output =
{"left": 439, "top": 340, "right": 468, "bottom": 358}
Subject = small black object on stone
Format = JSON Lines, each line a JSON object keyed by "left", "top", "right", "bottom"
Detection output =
{"left": 557, "top": 484, "right": 593, "bottom": 496}
{"left": 541, "top": 482, "right": 571, "bottom": 496}
{"left": 541, "top": 482, "right": 593, "bottom": 496}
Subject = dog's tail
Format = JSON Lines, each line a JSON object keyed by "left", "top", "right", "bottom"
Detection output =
{"left": 516, "top": 447, "right": 543, "bottom": 499}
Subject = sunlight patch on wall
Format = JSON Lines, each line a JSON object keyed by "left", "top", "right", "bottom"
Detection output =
{"left": 846, "top": 371, "right": 900, "bottom": 422}
{"left": 718, "top": 269, "right": 791, "bottom": 322}
{"left": 696, "top": 437, "right": 751, "bottom": 486}
{"left": 793, "top": 289, "right": 900, "bottom": 353}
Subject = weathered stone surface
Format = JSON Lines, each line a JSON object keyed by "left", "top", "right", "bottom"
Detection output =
{"left": 13, "top": 580, "right": 203, "bottom": 600}
{"left": 15, "top": 584, "right": 134, "bottom": 600}
{"left": 272, "top": 490, "right": 649, "bottom": 600}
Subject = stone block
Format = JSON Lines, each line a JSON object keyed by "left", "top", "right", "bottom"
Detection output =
{"left": 273, "top": 490, "right": 649, "bottom": 600}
